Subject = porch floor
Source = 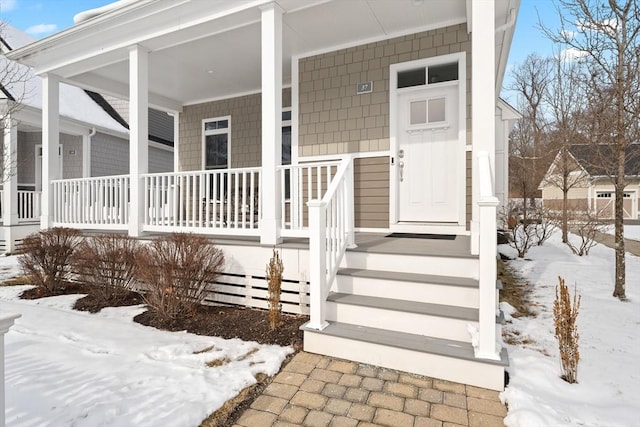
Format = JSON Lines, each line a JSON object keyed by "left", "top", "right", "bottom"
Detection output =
{"left": 79, "top": 230, "right": 474, "bottom": 258}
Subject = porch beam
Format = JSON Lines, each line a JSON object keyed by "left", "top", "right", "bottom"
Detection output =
{"left": 129, "top": 45, "right": 149, "bottom": 237}
{"left": 260, "top": 2, "right": 284, "bottom": 245}
{"left": 41, "top": 73, "right": 61, "bottom": 230}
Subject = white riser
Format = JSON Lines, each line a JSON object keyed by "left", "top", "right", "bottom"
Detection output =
{"left": 325, "top": 302, "right": 476, "bottom": 343}
{"left": 334, "top": 275, "right": 480, "bottom": 309}
{"left": 343, "top": 252, "right": 478, "bottom": 278}
{"left": 304, "top": 330, "right": 505, "bottom": 391}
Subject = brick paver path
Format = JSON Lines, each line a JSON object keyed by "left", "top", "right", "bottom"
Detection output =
{"left": 234, "top": 352, "right": 506, "bottom": 427}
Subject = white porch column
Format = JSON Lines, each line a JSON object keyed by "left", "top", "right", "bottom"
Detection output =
{"left": 472, "top": 0, "right": 499, "bottom": 361}
{"left": 471, "top": 1, "right": 496, "bottom": 253}
{"left": 129, "top": 45, "right": 149, "bottom": 237}
{"left": 41, "top": 74, "right": 60, "bottom": 230}
{"left": 260, "top": 2, "right": 283, "bottom": 245}
{"left": 0, "top": 313, "right": 20, "bottom": 427}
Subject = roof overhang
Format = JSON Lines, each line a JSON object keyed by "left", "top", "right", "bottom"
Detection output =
{"left": 7, "top": 0, "right": 518, "bottom": 110}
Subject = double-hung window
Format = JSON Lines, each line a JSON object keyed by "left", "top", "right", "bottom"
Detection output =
{"left": 282, "top": 108, "right": 292, "bottom": 199}
{"left": 203, "top": 116, "right": 230, "bottom": 199}
{"left": 203, "top": 116, "right": 230, "bottom": 170}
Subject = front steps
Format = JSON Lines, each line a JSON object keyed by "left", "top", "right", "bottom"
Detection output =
{"left": 302, "top": 235, "right": 508, "bottom": 391}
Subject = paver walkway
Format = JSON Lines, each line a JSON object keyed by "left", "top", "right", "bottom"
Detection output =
{"left": 593, "top": 230, "right": 640, "bottom": 256}
{"left": 234, "top": 352, "right": 506, "bottom": 427}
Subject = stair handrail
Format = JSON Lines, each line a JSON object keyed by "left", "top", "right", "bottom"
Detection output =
{"left": 307, "top": 156, "right": 355, "bottom": 330}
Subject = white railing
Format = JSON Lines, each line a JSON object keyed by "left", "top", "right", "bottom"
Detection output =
{"left": 476, "top": 151, "right": 500, "bottom": 360}
{"left": 0, "top": 190, "right": 41, "bottom": 223}
{"left": 142, "top": 167, "right": 261, "bottom": 235}
{"left": 52, "top": 175, "right": 130, "bottom": 228}
{"left": 17, "top": 190, "right": 41, "bottom": 222}
{"left": 306, "top": 157, "right": 355, "bottom": 330}
{"left": 278, "top": 161, "right": 341, "bottom": 237}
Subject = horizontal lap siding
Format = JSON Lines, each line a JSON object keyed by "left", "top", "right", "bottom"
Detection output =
{"left": 354, "top": 157, "right": 389, "bottom": 228}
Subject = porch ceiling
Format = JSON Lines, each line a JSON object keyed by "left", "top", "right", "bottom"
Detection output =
{"left": 8, "top": 0, "right": 516, "bottom": 111}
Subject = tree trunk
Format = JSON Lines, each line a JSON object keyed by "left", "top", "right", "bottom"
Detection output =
{"left": 562, "top": 187, "right": 568, "bottom": 243}
{"left": 613, "top": 177, "right": 626, "bottom": 300}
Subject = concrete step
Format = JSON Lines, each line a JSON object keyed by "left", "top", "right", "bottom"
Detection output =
{"left": 342, "top": 250, "right": 478, "bottom": 277}
{"left": 302, "top": 321, "right": 508, "bottom": 391}
{"left": 325, "top": 292, "right": 503, "bottom": 343}
{"left": 334, "top": 268, "right": 481, "bottom": 308}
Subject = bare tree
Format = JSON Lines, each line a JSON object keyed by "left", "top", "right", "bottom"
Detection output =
{"left": 1, "top": 21, "right": 31, "bottom": 184}
{"left": 543, "top": 0, "right": 639, "bottom": 300}
{"left": 509, "top": 54, "right": 553, "bottom": 220}
{"left": 540, "top": 52, "right": 590, "bottom": 243}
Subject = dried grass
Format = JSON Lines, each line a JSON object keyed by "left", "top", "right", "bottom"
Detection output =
{"left": 553, "top": 276, "right": 581, "bottom": 383}
{"left": 266, "top": 248, "right": 284, "bottom": 330}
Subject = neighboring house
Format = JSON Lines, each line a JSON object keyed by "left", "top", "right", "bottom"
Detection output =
{"left": 0, "top": 24, "right": 175, "bottom": 251}
{"left": 8, "top": 0, "right": 520, "bottom": 390}
{"left": 540, "top": 144, "right": 640, "bottom": 220}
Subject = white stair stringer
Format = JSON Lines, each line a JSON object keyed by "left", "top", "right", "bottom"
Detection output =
{"left": 303, "top": 321, "right": 509, "bottom": 391}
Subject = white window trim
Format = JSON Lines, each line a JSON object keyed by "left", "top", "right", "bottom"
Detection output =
{"left": 389, "top": 52, "right": 467, "bottom": 233}
{"left": 201, "top": 115, "right": 231, "bottom": 170}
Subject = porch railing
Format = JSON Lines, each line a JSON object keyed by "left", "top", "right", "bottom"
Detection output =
{"left": 17, "top": 190, "right": 41, "bottom": 222}
{"left": 278, "top": 161, "right": 341, "bottom": 237}
{"left": 476, "top": 151, "right": 500, "bottom": 360}
{"left": 306, "top": 157, "right": 355, "bottom": 330}
{"left": 142, "top": 167, "right": 261, "bottom": 235}
{"left": 0, "top": 190, "right": 42, "bottom": 223}
{"left": 51, "top": 175, "right": 130, "bottom": 229}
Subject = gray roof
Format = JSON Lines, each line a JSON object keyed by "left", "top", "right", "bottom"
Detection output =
{"left": 569, "top": 144, "right": 640, "bottom": 177}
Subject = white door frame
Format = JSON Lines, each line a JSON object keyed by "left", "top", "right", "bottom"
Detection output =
{"left": 35, "top": 144, "right": 63, "bottom": 192}
{"left": 389, "top": 52, "right": 467, "bottom": 234}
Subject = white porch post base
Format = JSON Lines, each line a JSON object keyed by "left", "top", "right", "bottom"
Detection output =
{"left": 0, "top": 313, "right": 20, "bottom": 427}
{"left": 308, "top": 201, "right": 328, "bottom": 330}
{"left": 477, "top": 196, "right": 500, "bottom": 360}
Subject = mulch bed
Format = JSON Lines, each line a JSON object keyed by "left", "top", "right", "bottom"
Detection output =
{"left": 135, "top": 306, "right": 306, "bottom": 348}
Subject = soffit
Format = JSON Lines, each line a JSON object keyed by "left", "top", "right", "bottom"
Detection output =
{"left": 9, "top": 0, "right": 514, "bottom": 109}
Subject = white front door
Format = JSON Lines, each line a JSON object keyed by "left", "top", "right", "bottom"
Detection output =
{"left": 396, "top": 85, "right": 459, "bottom": 222}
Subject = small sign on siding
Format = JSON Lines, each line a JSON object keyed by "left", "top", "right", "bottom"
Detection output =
{"left": 356, "top": 81, "right": 373, "bottom": 94}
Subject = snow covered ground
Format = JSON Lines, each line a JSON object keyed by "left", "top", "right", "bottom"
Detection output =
{"left": 0, "top": 256, "right": 292, "bottom": 427}
{"left": 500, "top": 232, "right": 640, "bottom": 427}
{"left": 604, "top": 224, "right": 640, "bottom": 241}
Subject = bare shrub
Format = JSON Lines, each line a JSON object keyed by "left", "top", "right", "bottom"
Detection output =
{"left": 501, "top": 205, "right": 537, "bottom": 258}
{"left": 266, "top": 248, "right": 284, "bottom": 330}
{"left": 135, "top": 233, "right": 224, "bottom": 321}
{"left": 553, "top": 276, "right": 581, "bottom": 384}
{"left": 566, "top": 210, "right": 603, "bottom": 256}
{"left": 19, "top": 228, "right": 82, "bottom": 292}
{"left": 531, "top": 207, "right": 557, "bottom": 246}
{"left": 72, "top": 234, "right": 140, "bottom": 304}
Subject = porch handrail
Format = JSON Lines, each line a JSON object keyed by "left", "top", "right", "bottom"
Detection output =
{"left": 476, "top": 151, "right": 500, "bottom": 360}
{"left": 141, "top": 167, "right": 261, "bottom": 235}
{"left": 307, "top": 156, "right": 355, "bottom": 330}
{"left": 51, "top": 174, "right": 130, "bottom": 228}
